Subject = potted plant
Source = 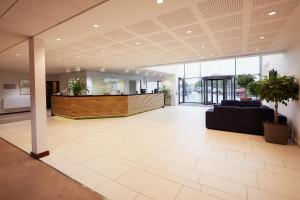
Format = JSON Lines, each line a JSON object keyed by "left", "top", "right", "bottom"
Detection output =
{"left": 162, "top": 85, "right": 173, "bottom": 106}
{"left": 253, "top": 74, "right": 299, "bottom": 144}
{"left": 236, "top": 74, "right": 255, "bottom": 100}
{"left": 67, "top": 78, "right": 89, "bottom": 96}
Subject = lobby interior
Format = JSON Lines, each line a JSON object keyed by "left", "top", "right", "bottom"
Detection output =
{"left": 1, "top": 0, "right": 300, "bottom": 200}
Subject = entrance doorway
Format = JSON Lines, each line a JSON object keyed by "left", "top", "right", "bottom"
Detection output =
{"left": 178, "top": 76, "right": 235, "bottom": 105}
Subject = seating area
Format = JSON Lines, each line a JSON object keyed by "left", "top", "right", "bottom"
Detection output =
{"left": 206, "top": 100, "right": 287, "bottom": 135}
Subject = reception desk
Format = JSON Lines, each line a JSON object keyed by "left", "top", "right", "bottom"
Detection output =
{"left": 51, "top": 93, "right": 164, "bottom": 119}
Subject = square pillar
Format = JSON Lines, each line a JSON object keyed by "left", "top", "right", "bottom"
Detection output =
{"left": 29, "top": 37, "right": 49, "bottom": 159}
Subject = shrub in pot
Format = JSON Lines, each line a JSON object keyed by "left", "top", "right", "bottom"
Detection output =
{"left": 253, "top": 74, "right": 299, "bottom": 144}
{"left": 162, "top": 85, "right": 173, "bottom": 106}
{"left": 236, "top": 74, "right": 255, "bottom": 100}
{"left": 67, "top": 78, "right": 89, "bottom": 96}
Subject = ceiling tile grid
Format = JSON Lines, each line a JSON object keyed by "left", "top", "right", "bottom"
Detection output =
{"left": 1, "top": 0, "right": 300, "bottom": 73}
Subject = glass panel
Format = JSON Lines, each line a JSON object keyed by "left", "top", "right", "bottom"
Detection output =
{"left": 147, "top": 63, "right": 184, "bottom": 78}
{"left": 178, "top": 79, "right": 183, "bottom": 103}
{"left": 201, "top": 59, "right": 235, "bottom": 77}
{"left": 184, "top": 78, "right": 201, "bottom": 102}
{"left": 185, "top": 62, "right": 201, "bottom": 78}
{"left": 146, "top": 81, "right": 157, "bottom": 93}
{"left": 236, "top": 56, "right": 260, "bottom": 75}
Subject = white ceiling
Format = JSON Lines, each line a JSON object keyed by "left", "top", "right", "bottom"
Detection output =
{"left": 0, "top": 0, "right": 300, "bottom": 74}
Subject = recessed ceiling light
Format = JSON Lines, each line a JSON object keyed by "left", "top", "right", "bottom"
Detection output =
{"left": 156, "top": 0, "right": 164, "bottom": 4}
{"left": 124, "top": 68, "right": 130, "bottom": 73}
{"left": 259, "top": 36, "right": 265, "bottom": 39}
{"left": 100, "top": 68, "right": 105, "bottom": 72}
{"left": 201, "top": 45, "right": 205, "bottom": 49}
{"left": 92, "top": 24, "right": 99, "bottom": 28}
{"left": 56, "top": 38, "right": 61, "bottom": 41}
{"left": 135, "top": 42, "right": 141, "bottom": 45}
{"left": 57, "top": 59, "right": 61, "bottom": 62}
{"left": 186, "top": 30, "right": 192, "bottom": 34}
{"left": 16, "top": 53, "right": 20, "bottom": 56}
{"left": 255, "top": 48, "right": 259, "bottom": 51}
{"left": 101, "top": 49, "right": 105, "bottom": 53}
{"left": 268, "top": 11, "right": 276, "bottom": 16}
{"left": 76, "top": 55, "right": 80, "bottom": 58}
{"left": 159, "top": 52, "right": 164, "bottom": 55}
{"left": 209, "top": 54, "right": 213, "bottom": 57}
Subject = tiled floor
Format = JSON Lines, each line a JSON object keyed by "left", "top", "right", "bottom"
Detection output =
{"left": 1, "top": 106, "right": 300, "bottom": 200}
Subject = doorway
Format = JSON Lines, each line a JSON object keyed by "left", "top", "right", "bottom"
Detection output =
{"left": 46, "top": 81, "right": 60, "bottom": 108}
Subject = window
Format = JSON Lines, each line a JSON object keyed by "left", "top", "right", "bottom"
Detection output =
{"left": 147, "top": 63, "right": 184, "bottom": 78}
{"left": 201, "top": 59, "right": 235, "bottom": 77}
{"left": 185, "top": 62, "right": 201, "bottom": 78}
{"left": 236, "top": 56, "right": 260, "bottom": 75}
{"left": 146, "top": 81, "right": 158, "bottom": 93}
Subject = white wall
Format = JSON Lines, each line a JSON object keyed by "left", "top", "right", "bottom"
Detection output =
{"left": 0, "top": 71, "right": 30, "bottom": 114}
{"left": 262, "top": 44, "right": 300, "bottom": 144}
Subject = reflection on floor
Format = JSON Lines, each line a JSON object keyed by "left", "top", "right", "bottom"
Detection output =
{"left": 0, "top": 138, "right": 104, "bottom": 200}
{"left": 0, "top": 106, "right": 300, "bottom": 200}
{"left": 0, "top": 111, "right": 31, "bottom": 124}
{"left": 0, "top": 110, "right": 51, "bottom": 124}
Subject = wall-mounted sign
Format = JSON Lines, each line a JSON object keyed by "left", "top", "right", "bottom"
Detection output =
{"left": 19, "top": 79, "right": 30, "bottom": 95}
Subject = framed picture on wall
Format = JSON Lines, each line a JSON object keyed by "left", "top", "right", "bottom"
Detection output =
{"left": 19, "top": 79, "right": 30, "bottom": 95}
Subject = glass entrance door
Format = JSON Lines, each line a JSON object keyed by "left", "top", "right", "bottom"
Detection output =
{"left": 178, "top": 78, "right": 184, "bottom": 104}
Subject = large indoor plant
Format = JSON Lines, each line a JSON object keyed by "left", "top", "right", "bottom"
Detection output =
{"left": 236, "top": 74, "right": 255, "bottom": 100}
{"left": 67, "top": 78, "right": 89, "bottom": 96}
{"left": 253, "top": 74, "right": 299, "bottom": 144}
{"left": 162, "top": 85, "right": 173, "bottom": 106}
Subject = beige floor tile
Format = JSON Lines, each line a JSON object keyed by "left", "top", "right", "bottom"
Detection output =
{"left": 247, "top": 187, "right": 292, "bottom": 200}
{"left": 257, "top": 172, "right": 300, "bottom": 199}
{"left": 176, "top": 187, "right": 219, "bottom": 200}
{"left": 199, "top": 174, "right": 247, "bottom": 198}
{"left": 147, "top": 168, "right": 201, "bottom": 190}
{"left": 266, "top": 163, "right": 300, "bottom": 179}
{"left": 113, "top": 150, "right": 139, "bottom": 161}
{"left": 118, "top": 168, "right": 182, "bottom": 200}
{"left": 70, "top": 168, "right": 107, "bottom": 189}
{"left": 94, "top": 180, "right": 138, "bottom": 200}
{"left": 285, "top": 160, "right": 300, "bottom": 170}
{"left": 201, "top": 186, "right": 245, "bottom": 200}
{"left": 195, "top": 160, "right": 258, "bottom": 187}
{"left": 83, "top": 156, "right": 131, "bottom": 180}
{"left": 40, "top": 153, "right": 64, "bottom": 165}
{"left": 135, "top": 156, "right": 167, "bottom": 170}
{"left": 150, "top": 149, "right": 198, "bottom": 168}
{"left": 164, "top": 164, "right": 202, "bottom": 182}
{"left": 135, "top": 195, "right": 153, "bottom": 200}
{"left": 52, "top": 159, "right": 82, "bottom": 175}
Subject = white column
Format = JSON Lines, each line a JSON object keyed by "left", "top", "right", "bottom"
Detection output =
{"left": 29, "top": 37, "right": 49, "bottom": 158}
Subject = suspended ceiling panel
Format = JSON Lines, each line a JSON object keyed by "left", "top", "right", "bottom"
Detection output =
{"left": 0, "top": 0, "right": 300, "bottom": 74}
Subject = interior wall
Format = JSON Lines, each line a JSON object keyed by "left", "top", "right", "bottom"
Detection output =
{"left": 262, "top": 42, "right": 300, "bottom": 144}
{"left": 0, "top": 71, "right": 30, "bottom": 114}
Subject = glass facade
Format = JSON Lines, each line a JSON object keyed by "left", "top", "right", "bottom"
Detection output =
{"left": 147, "top": 54, "right": 263, "bottom": 104}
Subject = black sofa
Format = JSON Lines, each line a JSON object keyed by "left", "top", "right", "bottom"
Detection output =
{"left": 206, "top": 100, "right": 287, "bottom": 135}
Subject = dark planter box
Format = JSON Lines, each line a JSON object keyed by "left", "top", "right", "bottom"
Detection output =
{"left": 263, "top": 122, "right": 289, "bottom": 145}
